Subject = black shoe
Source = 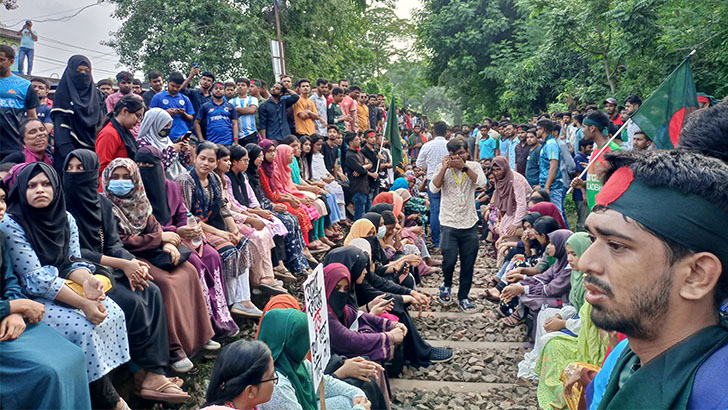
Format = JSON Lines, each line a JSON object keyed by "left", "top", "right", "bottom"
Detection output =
{"left": 430, "top": 346, "right": 454, "bottom": 363}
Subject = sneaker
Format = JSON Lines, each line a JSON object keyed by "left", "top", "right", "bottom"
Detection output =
{"left": 459, "top": 298, "right": 476, "bottom": 312}
{"left": 230, "top": 303, "right": 262, "bottom": 318}
{"left": 203, "top": 339, "right": 221, "bottom": 351}
{"left": 429, "top": 346, "right": 454, "bottom": 363}
{"left": 170, "top": 357, "right": 194, "bottom": 373}
{"left": 438, "top": 285, "right": 452, "bottom": 304}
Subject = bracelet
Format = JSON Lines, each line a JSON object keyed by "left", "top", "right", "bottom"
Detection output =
{"left": 365, "top": 302, "right": 370, "bottom": 312}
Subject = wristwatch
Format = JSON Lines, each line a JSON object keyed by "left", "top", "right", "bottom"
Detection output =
{"left": 461, "top": 166, "right": 469, "bottom": 173}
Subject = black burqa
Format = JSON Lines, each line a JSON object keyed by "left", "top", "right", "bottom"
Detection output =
{"left": 135, "top": 147, "right": 172, "bottom": 226}
{"left": 63, "top": 149, "right": 170, "bottom": 374}
{"left": 324, "top": 247, "right": 433, "bottom": 373}
{"left": 52, "top": 55, "right": 104, "bottom": 174}
{"left": 244, "top": 143, "right": 267, "bottom": 205}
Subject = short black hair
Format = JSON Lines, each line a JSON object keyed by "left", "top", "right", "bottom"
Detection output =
{"left": 228, "top": 144, "right": 247, "bottom": 161}
{"left": 236, "top": 77, "right": 250, "bottom": 86}
{"left": 349, "top": 85, "right": 361, "bottom": 92}
{"left": 168, "top": 71, "right": 185, "bottom": 85}
{"left": 147, "top": 70, "right": 162, "bottom": 81}
{"left": 196, "top": 141, "right": 218, "bottom": 155}
{"left": 530, "top": 189, "right": 551, "bottom": 204}
{"left": 574, "top": 113, "right": 584, "bottom": 123}
{"left": 201, "top": 71, "right": 215, "bottom": 81}
{"left": 204, "top": 340, "right": 272, "bottom": 406}
{"left": 678, "top": 101, "right": 728, "bottom": 163}
{"left": 132, "top": 79, "right": 142, "bottom": 86}
{"left": 316, "top": 78, "right": 328, "bottom": 86}
{"left": 30, "top": 77, "right": 50, "bottom": 89}
{"left": 295, "top": 78, "right": 310, "bottom": 87}
{"left": 327, "top": 125, "right": 340, "bottom": 133}
{"left": 533, "top": 216, "right": 560, "bottom": 235}
{"left": 113, "top": 94, "right": 144, "bottom": 115}
{"left": 0, "top": 45, "right": 15, "bottom": 59}
{"left": 554, "top": 112, "right": 564, "bottom": 119}
{"left": 446, "top": 138, "right": 467, "bottom": 153}
{"left": 281, "top": 134, "right": 298, "bottom": 145}
{"left": 343, "top": 132, "right": 357, "bottom": 144}
{"left": 116, "top": 71, "right": 133, "bottom": 82}
{"left": 331, "top": 87, "right": 344, "bottom": 96}
{"left": 578, "top": 138, "right": 593, "bottom": 151}
{"left": 625, "top": 94, "right": 642, "bottom": 106}
{"left": 96, "top": 79, "right": 113, "bottom": 87}
{"left": 536, "top": 119, "right": 554, "bottom": 133}
{"left": 433, "top": 121, "right": 448, "bottom": 136}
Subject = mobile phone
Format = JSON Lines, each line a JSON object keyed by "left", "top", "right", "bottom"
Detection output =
{"left": 192, "top": 62, "right": 200, "bottom": 68}
{"left": 383, "top": 294, "right": 394, "bottom": 301}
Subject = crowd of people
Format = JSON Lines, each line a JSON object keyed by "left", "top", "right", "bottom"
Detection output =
{"left": 1, "top": 41, "right": 727, "bottom": 410}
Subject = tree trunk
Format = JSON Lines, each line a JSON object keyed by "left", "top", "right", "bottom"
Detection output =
{"left": 602, "top": 53, "right": 616, "bottom": 93}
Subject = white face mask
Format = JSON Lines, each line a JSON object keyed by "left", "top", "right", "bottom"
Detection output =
{"left": 377, "top": 225, "right": 387, "bottom": 239}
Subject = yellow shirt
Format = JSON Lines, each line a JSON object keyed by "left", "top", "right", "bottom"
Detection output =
{"left": 293, "top": 96, "right": 317, "bottom": 136}
{"left": 357, "top": 101, "right": 370, "bottom": 131}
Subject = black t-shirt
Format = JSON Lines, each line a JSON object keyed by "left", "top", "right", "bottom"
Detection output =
{"left": 345, "top": 149, "right": 369, "bottom": 194}
{"left": 322, "top": 142, "right": 338, "bottom": 175}
{"left": 360, "top": 144, "right": 379, "bottom": 189}
{"left": 368, "top": 104, "right": 383, "bottom": 129}
{"left": 142, "top": 89, "right": 160, "bottom": 108}
{"left": 0, "top": 75, "right": 39, "bottom": 156}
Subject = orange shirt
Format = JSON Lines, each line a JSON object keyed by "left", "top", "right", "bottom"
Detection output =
{"left": 357, "top": 101, "right": 370, "bottom": 131}
{"left": 293, "top": 96, "right": 317, "bottom": 135}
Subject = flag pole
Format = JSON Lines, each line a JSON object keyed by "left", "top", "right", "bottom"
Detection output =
{"left": 565, "top": 118, "right": 631, "bottom": 195}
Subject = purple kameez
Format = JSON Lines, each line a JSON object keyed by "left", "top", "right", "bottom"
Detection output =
{"left": 328, "top": 305, "right": 395, "bottom": 362}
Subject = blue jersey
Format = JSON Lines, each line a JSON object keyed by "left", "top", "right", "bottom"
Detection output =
{"left": 196, "top": 100, "right": 238, "bottom": 145}
{"left": 0, "top": 74, "right": 39, "bottom": 155}
{"left": 34, "top": 103, "right": 52, "bottom": 124}
{"left": 230, "top": 95, "right": 258, "bottom": 137}
{"left": 149, "top": 90, "right": 194, "bottom": 140}
{"left": 539, "top": 135, "right": 563, "bottom": 189}
{"left": 478, "top": 136, "right": 497, "bottom": 159}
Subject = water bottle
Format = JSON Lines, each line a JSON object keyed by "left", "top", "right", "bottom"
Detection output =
{"left": 186, "top": 212, "right": 203, "bottom": 247}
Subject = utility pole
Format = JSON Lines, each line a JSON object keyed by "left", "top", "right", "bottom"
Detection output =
{"left": 273, "top": 0, "right": 286, "bottom": 78}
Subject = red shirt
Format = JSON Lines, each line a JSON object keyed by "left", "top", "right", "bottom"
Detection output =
{"left": 95, "top": 121, "right": 128, "bottom": 191}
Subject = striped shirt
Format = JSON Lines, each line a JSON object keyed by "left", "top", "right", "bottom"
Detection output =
{"left": 416, "top": 136, "right": 449, "bottom": 180}
{"left": 230, "top": 95, "right": 258, "bottom": 137}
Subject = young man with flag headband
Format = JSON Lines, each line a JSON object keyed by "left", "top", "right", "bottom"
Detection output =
{"left": 580, "top": 149, "right": 728, "bottom": 409}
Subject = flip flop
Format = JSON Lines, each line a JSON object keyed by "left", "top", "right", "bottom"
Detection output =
{"left": 503, "top": 311, "right": 524, "bottom": 327}
{"left": 137, "top": 381, "right": 190, "bottom": 403}
{"left": 259, "top": 283, "right": 288, "bottom": 295}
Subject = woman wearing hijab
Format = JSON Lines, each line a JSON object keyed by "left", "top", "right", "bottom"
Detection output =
{"left": 102, "top": 157, "right": 215, "bottom": 373}
{"left": 517, "top": 232, "right": 592, "bottom": 380}
{"left": 0, "top": 162, "right": 130, "bottom": 409}
{"left": 256, "top": 308, "right": 370, "bottom": 410}
{"left": 0, "top": 180, "right": 92, "bottom": 410}
{"left": 51, "top": 55, "right": 104, "bottom": 173}
{"left": 271, "top": 143, "right": 330, "bottom": 251}
{"left": 491, "top": 156, "right": 532, "bottom": 241}
{"left": 310, "top": 133, "right": 346, "bottom": 218}
{"left": 389, "top": 177, "right": 408, "bottom": 192}
{"left": 135, "top": 147, "right": 239, "bottom": 338}
{"left": 529, "top": 201, "right": 567, "bottom": 230}
{"left": 0, "top": 118, "right": 54, "bottom": 166}
{"left": 344, "top": 218, "right": 376, "bottom": 245}
{"left": 236, "top": 144, "right": 313, "bottom": 273}
{"left": 256, "top": 140, "right": 316, "bottom": 249}
{"left": 178, "top": 142, "right": 262, "bottom": 318}
{"left": 498, "top": 230, "right": 574, "bottom": 333}
{"left": 64, "top": 149, "right": 190, "bottom": 402}
{"left": 395, "top": 186, "right": 429, "bottom": 228}
{"left": 137, "top": 107, "right": 191, "bottom": 180}
{"left": 95, "top": 94, "right": 145, "bottom": 185}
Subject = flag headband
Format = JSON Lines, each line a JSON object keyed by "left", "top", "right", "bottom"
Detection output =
{"left": 596, "top": 166, "right": 728, "bottom": 268}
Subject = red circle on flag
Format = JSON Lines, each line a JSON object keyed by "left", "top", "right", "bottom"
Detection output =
{"left": 668, "top": 107, "right": 687, "bottom": 147}
{"left": 595, "top": 167, "right": 635, "bottom": 206}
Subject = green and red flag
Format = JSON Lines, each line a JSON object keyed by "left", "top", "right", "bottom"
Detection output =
{"left": 630, "top": 56, "right": 699, "bottom": 149}
{"left": 384, "top": 97, "right": 403, "bottom": 165}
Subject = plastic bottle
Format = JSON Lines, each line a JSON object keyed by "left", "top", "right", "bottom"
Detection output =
{"left": 186, "top": 212, "right": 203, "bottom": 247}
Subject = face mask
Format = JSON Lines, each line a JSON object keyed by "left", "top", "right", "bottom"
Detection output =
{"left": 158, "top": 128, "right": 170, "bottom": 138}
{"left": 329, "top": 290, "right": 349, "bottom": 323}
{"left": 377, "top": 225, "right": 387, "bottom": 239}
{"left": 107, "top": 179, "right": 134, "bottom": 196}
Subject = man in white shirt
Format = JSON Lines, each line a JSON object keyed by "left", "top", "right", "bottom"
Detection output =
{"left": 430, "top": 137, "right": 486, "bottom": 312}
{"left": 416, "top": 121, "right": 450, "bottom": 247}
{"left": 310, "top": 78, "right": 329, "bottom": 135}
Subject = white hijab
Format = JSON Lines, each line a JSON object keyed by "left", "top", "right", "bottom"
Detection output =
{"left": 137, "top": 108, "right": 187, "bottom": 179}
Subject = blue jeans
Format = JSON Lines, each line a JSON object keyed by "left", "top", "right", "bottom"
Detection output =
{"left": 352, "top": 192, "right": 370, "bottom": 221}
{"left": 17, "top": 47, "right": 34, "bottom": 75}
{"left": 426, "top": 181, "right": 441, "bottom": 246}
{"left": 549, "top": 185, "right": 569, "bottom": 229}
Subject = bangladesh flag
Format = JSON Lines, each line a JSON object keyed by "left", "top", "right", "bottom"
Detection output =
{"left": 630, "top": 57, "right": 699, "bottom": 149}
{"left": 384, "top": 97, "right": 403, "bottom": 165}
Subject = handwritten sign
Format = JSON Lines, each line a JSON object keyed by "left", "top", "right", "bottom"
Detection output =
{"left": 303, "top": 264, "right": 331, "bottom": 393}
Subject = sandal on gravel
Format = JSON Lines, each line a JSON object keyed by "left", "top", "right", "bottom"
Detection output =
{"left": 137, "top": 380, "right": 190, "bottom": 403}
{"left": 503, "top": 311, "right": 524, "bottom": 327}
{"left": 438, "top": 285, "right": 452, "bottom": 304}
{"left": 480, "top": 288, "right": 501, "bottom": 303}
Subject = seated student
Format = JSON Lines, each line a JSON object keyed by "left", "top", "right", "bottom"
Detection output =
{"left": 64, "top": 149, "right": 190, "bottom": 402}
{"left": 528, "top": 190, "right": 567, "bottom": 229}
{"left": 202, "top": 340, "right": 276, "bottom": 410}
{"left": 487, "top": 211, "right": 543, "bottom": 286}
{"left": 0, "top": 118, "right": 54, "bottom": 166}
{"left": 136, "top": 107, "right": 191, "bottom": 180}
{"left": 364, "top": 211, "right": 429, "bottom": 284}
{"left": 134, "top": 147, "right": 239, "bottom": 338}
{"left": 225, "top": 145, "right": 299, "bottom": 280}
{"left": 178, "top": 142, "right": 262, "bottom": 318}
{"left": 324, "top": 246, "right": 452, "bottom": 373}
{"left": 256, "top": 308, "right": 371, "bottom": 410}
{"left": 371, "top": 191, "right": 435, "bottom": 267}
{"left": 256, "top": 294, "right": 390, "bottom": 410}
{"left": 517, "top": 232, "right": 592, "bottom": 379}
{"left": 95, "top": 94, "right": 145, "bottom": 188}
{"left": 213, "top": 145, "right": 288, "bottom": 293}
{"left": 394, "top": 185, "right": 429, "bottom": 228}
{"left": 0, "top": 162, "right": 130, "bottom": 409}
{"left": 0, "top": 181, "right": 92, "bottom": 410}
{"left": 497, "top": 230, "right": 574, "bottom": 334}
{"left": 102, "top": 157, "right": 216, "bottom": 373}
{"left": 243, "top": 143, "right": 315, "bottom": 271}
{"left": 309, "top": 133, "right": 347, "bottom": 220}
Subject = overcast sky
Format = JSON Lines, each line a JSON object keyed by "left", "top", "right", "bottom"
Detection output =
{"left": 1, "top": 0, "right": 420, "bottom": 80}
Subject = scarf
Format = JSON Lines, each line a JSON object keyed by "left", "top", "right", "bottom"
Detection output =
{"left": 363, "top": 212, "right": 382, "bottom": 228}
{"left": 395, "top": 188, "right": 412, "bottom": 202}
{"left": 50, "top": 55, "right": 102, "bottom": 148}
{"left": 372, "top": 192, "right": 403, "bottom": 217}
{"left": 23, "top": 145, "right": 53, "bottom": 166}
{"left": 529, "top": 201, "right": 568, "bottom": 229}
{"left": 6, "top": 162, "right": 71, "bottom": 269}
{"left": 598, "top": 320, "right": 728, "bottom": 409}
{"left": 522, "top": 211, "right": 542, "bottom": 227}
{"left": 101, "top": 157, "right": 152, "bottom": 236}
{"left": 137, "top": 108, "right": 187, "bottom": 179}
{"left": 290, "top": 156, "right": 302, "bottom": 185}
{"left": 272, "top": 144, "right": 303, "bottom": 196}
{"left": 390, "top": 177, "right": 409, "bottom": 191}
{"left": 244, "top": 143, "right": 267, "bottom": 204}
{"left": 565, "top": 232, "right": 591, "bottom": 312}
{"left": 344, "top": 219, "right": 376, "bottom": 245}
{"left": 370, "top": 203, "right": 393, "bottom": 214}
{"left": 493, "top": 155, "right": 518, "bottom": 215}
{"left": 255, "top": 294, "right": 302, "bottom": 339}
{"left": 226, "top": 170, "right": 250, "bottom": 207}
{"left": 546, "top": 229, "right": 573, "bottom": 274}
{"left": 189, "top": 170, "right": 222, "bottom": 224}
{"left": 324, "top": 246, "right": 370, "bottom": 307}
{"left": 256, "top": 309, "right": 317, "bottom": 410}
{"left": 323, "top": 263, "right": 352, "bottom": 324}
{"left": 135, "top": 147, "right": 172, "bottom": 226}
{"left": 63, "top": 149, "right": 103, "bottom": 252}
{"left": 259, "top": 139, "right": 277, "bottom": 190}
{"left": 110, "top": 116, "right": 138, "bottom": 161}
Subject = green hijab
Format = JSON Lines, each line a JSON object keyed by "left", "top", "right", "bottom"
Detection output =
{"left": 291, "top": 156, "right": 302, "bottom": 184}
{"left": 256, "top": 308, "right": 317, "bottom": 410}
{"left": 566, "top": 232, "right": 591, "bottom": 312}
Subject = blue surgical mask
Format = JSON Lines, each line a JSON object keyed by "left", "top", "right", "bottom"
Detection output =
{"left": 107, "top": 179, "right": 134, "bottom": 196}
{"left": 376, "top": 225, "right": 387, "bottom": 239}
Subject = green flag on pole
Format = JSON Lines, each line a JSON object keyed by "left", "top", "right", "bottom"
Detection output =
{"left": 630, "top": 55, "right": 699, "bottom": 149}
{"left": 384, "top": 97, "right": 403, "bottom": 165}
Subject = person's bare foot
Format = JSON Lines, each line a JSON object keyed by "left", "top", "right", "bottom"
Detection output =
{"left": 320, "top": 236, "right": 335, "bottom": 246}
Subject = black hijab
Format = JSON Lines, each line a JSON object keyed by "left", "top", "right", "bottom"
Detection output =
{"left": 110, "top": 96, "right": 143, "bottom": 160}
{"left": 63, "top": 149, "right": 103, "bottom": 252}
{"left": 7, "top": 162, "right": 71, "bottom": 269}
{"left": 324, "top": 246, "right": 370, "bottom": 307}
{"left": 51, "top": 55, "right": 102, "bottom": 147}
{"left": 135, "top": 147, "right": 172, "bottom": 225}
{"left": 244, "top": 143, "right": 266, "bottom": 202}
{"left": 363, "top": 212, "right": 382, "bottom": 228}
{"left": 522, "top": 211, "right": 543, "bottom": 227}
{"left": 226, "top": 169, "right": 250, "bottom": 207}
{"left": 369, "top": 203, "right": 393, "bottom": 214}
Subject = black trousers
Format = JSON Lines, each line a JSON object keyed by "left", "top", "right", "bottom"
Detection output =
{"left": 441, "top": 223, "right": 479, "bottom": 301}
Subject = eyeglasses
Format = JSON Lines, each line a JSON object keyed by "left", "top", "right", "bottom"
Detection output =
{"left": 134, "top": 111, "right": 144, "bottom": 121}
{"left": 258, "top": 375, "right": 279, "bottom": 385}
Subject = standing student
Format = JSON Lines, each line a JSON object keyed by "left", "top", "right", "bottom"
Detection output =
{"left": 292, "top": 78, "right": 321, "bottom": 136}
{"left": 416, "top": 121, "right": 449, "bottom": 247}
{"left": 149, "top": 71, "right": 196, "bottom": 141}
{"left": 258, "top": 82, "right": 299, "bottom": 143}
{"left": 430, "top": 138, "right": 486, "bottom": 311}
{"left": 230, "top": 77, "right": 259, "bottom": 146}
{"left": 344, "top": 133, "right": 373, "bottom": 220}
{"left": 30, "top": 77, "right": 53, "bottom": 133}
{"left": 195, "top": 82, "right": 238, "bottom": 145}
{"left": 572, "top": 139, "right": 592, "bottom": 232}
{"left": 535, "top": 119, "right": 566, "bottom": 219}
{"left": 143, "top": 70, "right": 164, "bottom": 108}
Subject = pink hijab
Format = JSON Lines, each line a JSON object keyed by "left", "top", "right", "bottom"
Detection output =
{"left": 271, "top": 144, "right": 304, "bottom": 197}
